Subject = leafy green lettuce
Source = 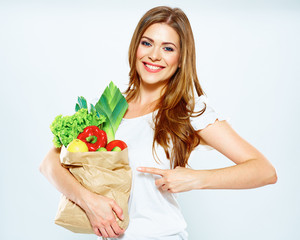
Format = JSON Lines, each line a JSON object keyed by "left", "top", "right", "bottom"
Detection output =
{"left": 50, "top": 108, "right": 106, "bottom": 148}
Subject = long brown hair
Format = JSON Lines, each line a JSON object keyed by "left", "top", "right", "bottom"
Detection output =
{"left": 125, "top": 6, "right": 206, "bottom": 168}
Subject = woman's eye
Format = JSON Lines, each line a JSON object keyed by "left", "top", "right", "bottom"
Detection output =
{"left": 164, "top": 47, "right": 174, "bottom": 52}
{"left": 141, "top": 41, "right": 151, "bottom": 47}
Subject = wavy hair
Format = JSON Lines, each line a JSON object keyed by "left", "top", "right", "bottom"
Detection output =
{"left": 125, "top": 6, "right": 206, "bottom": 168}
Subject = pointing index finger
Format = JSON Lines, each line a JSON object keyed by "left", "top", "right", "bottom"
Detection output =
{"left": 137, "top": 167, "right": 165, "bottom": 176}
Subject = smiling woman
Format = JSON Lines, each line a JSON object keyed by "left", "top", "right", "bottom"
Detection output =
{"left": 125, "top": 6, "right": 206, "bottom": 169}
{"left": 136, "top": 23, "right": 181, "bottom": 87}
{"left": 40, "top": 5, "right": 277, "bottom": 240}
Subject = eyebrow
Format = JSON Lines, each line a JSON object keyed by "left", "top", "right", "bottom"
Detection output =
{"left": 141, "top": 36, "right": 178, "bottom": 49}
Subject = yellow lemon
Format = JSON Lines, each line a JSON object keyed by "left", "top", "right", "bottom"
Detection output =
{"left": 67, "top": 139, "right": 89, "bottom": 152}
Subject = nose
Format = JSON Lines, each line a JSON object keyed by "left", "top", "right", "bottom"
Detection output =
{"left": 148, "top": 46, "right": 161, "bottom": 62}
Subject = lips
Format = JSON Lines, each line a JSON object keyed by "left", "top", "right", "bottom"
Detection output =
{"left": 142, "top": 62, "right": 165, "bottom": 73}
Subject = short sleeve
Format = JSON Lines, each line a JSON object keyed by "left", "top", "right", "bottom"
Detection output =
{"left": 190, "top": 95, "right": 229, "bottom": 150}
{"left": 190, "top": 95, "right": 227, "bottom": 130}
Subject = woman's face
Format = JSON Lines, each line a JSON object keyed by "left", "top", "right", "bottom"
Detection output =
{"left": 136, "top": 23, "right": 180, "bottom": 89}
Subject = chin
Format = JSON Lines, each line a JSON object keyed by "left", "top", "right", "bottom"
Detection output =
{"left": 140, "top": 77, "right": 169, "bottom": 86}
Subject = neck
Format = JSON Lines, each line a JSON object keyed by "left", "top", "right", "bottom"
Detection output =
{"left": 135, "top": 80, "right": 166, "bottom": 105}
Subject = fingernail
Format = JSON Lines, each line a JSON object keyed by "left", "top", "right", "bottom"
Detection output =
{"left": 137, "top": 167, "right": 142, "bottom": 171}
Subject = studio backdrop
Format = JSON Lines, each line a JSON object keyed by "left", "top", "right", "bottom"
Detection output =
{"left": 0, "top": 0, "right": 299, "bottom": 240}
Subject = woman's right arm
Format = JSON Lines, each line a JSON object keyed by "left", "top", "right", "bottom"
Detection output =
{"left": 39, "top": 146, "right": 125, "bottom": 238}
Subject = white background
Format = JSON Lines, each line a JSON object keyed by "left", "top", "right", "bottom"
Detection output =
{"left": 0, "top": 0, "right": 299, "bottom": 239}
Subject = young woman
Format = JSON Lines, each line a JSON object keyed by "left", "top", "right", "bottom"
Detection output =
{"left": 40, "top": 6, "right": 277, "bottom": 240}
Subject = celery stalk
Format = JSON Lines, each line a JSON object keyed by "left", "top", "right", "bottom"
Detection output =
{"left": 95, "top": 82, "right": 128, "bottom": 143}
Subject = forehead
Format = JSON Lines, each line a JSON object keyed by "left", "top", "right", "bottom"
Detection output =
{"left": 142, "top": 23, "right": 180, "bottom": 45}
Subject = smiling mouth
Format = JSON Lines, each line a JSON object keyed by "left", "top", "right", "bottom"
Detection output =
{"left": 143, "top": 62, "right": 165, "bottom": 72}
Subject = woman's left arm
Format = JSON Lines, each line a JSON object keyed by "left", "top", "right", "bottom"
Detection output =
{"left": 195, "top": 119, "right": 277, "bottom": 189}
{"left": 137, "top": 120, "right": 277, "bottom": 192}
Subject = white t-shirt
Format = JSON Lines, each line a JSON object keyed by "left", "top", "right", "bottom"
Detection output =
{"left": 108, "top": 95, "right": 226, "bottom": 240}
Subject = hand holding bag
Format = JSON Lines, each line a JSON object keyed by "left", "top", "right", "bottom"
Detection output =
{"left": 54, "top": 146, "right": 131, "bottom": 233}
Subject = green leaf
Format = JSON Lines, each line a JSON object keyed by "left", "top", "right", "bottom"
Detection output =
{"left": 95, "top": 81, "right": 128, "bottom": 143}
{"left": 90, "top": 103, "right": 96, "bottom": 114}
{"left": 75, "top": 103, "right": 80, "bottom": 112}
{"left": 50, "top": 108, "right": 106, "bottom": 148}
{"left": 75, "top": 96, "right": 88, "bottom": 112}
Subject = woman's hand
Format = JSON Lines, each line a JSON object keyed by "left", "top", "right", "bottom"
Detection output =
{"left": 40, "top": 147, "right": 125, "bottom": 238}
{"left": 83, "top": 192, "right": 125, "bottom": 238}
{"left": 137, "top": 166, "right": 204, "bottom": 193}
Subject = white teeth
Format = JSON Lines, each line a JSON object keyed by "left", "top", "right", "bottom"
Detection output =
{"left": 145, "top": 64, "right": 163, "bottom": 70}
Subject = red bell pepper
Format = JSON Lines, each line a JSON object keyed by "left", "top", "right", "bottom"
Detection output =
{"left": 106, "top": 140, "right": 127, "bottom": 151}
{"left": 77, "top": 126, "right": 107, "bottom": 151}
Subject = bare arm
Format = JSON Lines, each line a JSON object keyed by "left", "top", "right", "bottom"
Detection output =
{"left": 196, "top": 120, "right": 277, "bottom": 189}
{"left": 39, "top": 146, "right": 125, "bottom": 238}
{"left": 39, "top": 147, "right": 89, "bottom": 205}
{"left": 137, "top": 120, "right": 277, "bottom": 192}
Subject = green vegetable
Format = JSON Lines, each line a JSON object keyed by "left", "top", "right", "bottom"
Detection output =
{"left": 112, "top": 146, "right": 122, "bottom": 152}
{"left": 50, "top": 108, "right": 106, "bottom": 148}
{"left": 75, "top": 96, "right": 87, "bottom": 112}
{"left": 97, "top": 147, "right": 107, "bottom": 152}
{"left": 75, "top": 96, "right": 101, "bottom": 118}
{"left": 95, "top": 81, "right": 128, "bottom": 143}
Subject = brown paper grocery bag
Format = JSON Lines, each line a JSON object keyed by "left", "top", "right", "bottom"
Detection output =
{"left": 54, "top": 146, "right": 131, "bottom": 233}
